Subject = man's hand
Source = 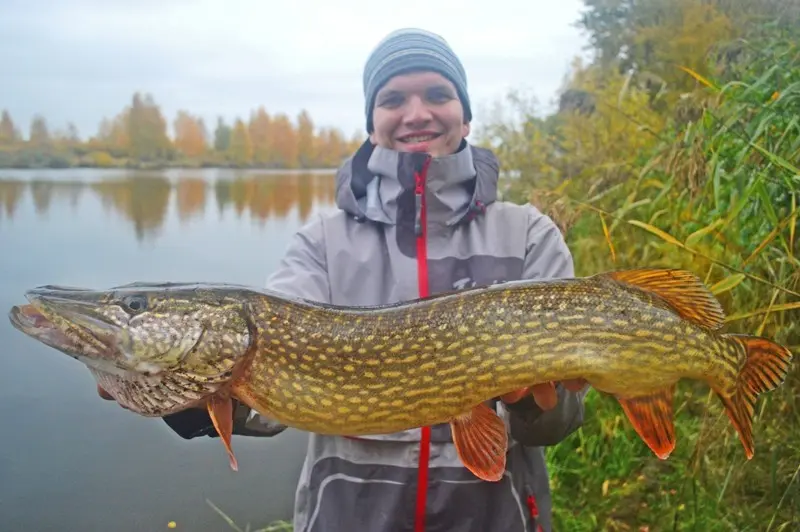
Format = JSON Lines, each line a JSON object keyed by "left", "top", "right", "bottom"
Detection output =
{"left": 500, "top": 379, "right": 589, "bottom": 410}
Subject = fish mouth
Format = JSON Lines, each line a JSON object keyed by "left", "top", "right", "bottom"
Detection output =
{"left": 9, "top": 303, "right": 86, "bottom": 356}
{"left": 8, "top": 286, "right": 130, "bottom": 373}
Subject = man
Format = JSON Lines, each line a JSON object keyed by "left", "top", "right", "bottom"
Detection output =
{"left": 105, "top": 27, "right": 588, "bottom": 532}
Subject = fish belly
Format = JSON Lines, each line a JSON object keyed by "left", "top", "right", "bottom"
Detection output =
{"left": 578, "top": 335, "right": 720, "bottom": 397}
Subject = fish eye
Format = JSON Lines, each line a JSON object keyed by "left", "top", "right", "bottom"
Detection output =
{"left": 121, "top": 294, "right": 148, "bottom": 313}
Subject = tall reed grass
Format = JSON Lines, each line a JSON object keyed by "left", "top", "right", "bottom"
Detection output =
{"left": 517, "top": 32, "right": 800, "bottom": 532}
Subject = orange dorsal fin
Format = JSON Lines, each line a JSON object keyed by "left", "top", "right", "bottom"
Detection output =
{"left": 717, "top": 335, "right": 793, "bottom": 459}
{"left": 207, "top": 395, "right": 238, "bottom": 471}
{"left": 617, "top": 386, "right": 676, "bottom": 459}
{"left": 449, "top": 403, "right": 508, "bottom": 482}
{"left": 604, "top": 268, "right": 725, "bottom": 330}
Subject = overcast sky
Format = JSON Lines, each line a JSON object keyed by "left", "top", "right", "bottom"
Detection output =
{"left": 1, "top": 0, "right": 591, "bottom": 141}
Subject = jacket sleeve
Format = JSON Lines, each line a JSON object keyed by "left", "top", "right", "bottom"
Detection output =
{"left": 503, "top": 205, "right": 588, "bottom": 447}
{"left": 162, "top": 215, "right": 332, "bottom": 439}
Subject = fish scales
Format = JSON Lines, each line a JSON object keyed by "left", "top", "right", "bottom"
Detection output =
{"left": 237, "top": 276, "right": 735, "bottom": 435}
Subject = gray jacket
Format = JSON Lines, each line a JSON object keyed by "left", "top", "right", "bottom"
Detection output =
{"left": 164, "top": 139, "right": 586, "bottom": 532}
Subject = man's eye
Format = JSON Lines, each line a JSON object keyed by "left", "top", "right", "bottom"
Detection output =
{"left": 427, "top": 88, "right": 454, "bottom": 103}
{"left": 378, "top": 95, "right": 403, "bottom": 107}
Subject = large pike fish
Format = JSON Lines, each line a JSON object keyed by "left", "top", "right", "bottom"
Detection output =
{"left": 8, "top": 268, "right": 793, "bottom": 482}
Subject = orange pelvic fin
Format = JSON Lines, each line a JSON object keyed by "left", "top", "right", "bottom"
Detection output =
{"left": 617, "top": 386, "right": 676, "bottom": 459}
{"left": 605, "top": 269, "right": 725, "bottom": 330}
{"left": 450, "top": 403, "right": 508, "bottom": 482}
{"left": 717, "top": 335, "right": 793, "bottom": 459}
{"left": 207, "top": 395, "right": 239, "bottom": 471}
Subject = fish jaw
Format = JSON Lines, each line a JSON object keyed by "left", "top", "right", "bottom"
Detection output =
{"left": 9, "top": 303, "right": 80, "bottom": 353}
{"left": 9, "top": 299, "right": 136, "bottom": 378}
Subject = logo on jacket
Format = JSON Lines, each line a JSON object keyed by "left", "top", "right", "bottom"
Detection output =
{"left": 452, "top": 277, "right": 506, "bottom": 290}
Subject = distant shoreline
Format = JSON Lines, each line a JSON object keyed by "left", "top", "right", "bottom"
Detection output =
{"left": 0, "top": 166, "right": 339, "bottom": 174}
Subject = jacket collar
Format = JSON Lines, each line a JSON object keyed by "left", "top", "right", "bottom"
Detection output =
{"left": 334, "top": 139, "right": 500, "bottom": 227}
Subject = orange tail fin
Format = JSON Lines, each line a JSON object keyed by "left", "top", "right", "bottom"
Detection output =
{"left": 718, "top": 335, "right": 793, "bottom": 459}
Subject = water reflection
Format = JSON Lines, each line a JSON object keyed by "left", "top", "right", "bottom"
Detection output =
{"left": 0, "top": 180, "right": 24, "bottom": 218}
{"left": 0, "top": 171, "right": 338, "bottom": 240}
{"left": 0, "top": 169, "right": 333, "bottom": 530}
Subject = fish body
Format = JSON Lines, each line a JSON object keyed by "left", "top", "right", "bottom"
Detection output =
{"left": 238, "top": 271, "right": 730, "bottom": 433}
{"left": 8, "top": 269, "right": 793, "bottom": 481}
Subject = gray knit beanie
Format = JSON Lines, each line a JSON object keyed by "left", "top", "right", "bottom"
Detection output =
{"left": 363, "top": 28, "right": 472, "bottom": 133}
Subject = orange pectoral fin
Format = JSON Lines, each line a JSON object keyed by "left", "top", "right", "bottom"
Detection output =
{"left": 449, "top": 403, "right": 508, "bottom": 482}
{"left": 207, "top": 395, "right": 238, "bottom": 471}
{"left": 617, "top": 386, "right": 676, "bottom": 459}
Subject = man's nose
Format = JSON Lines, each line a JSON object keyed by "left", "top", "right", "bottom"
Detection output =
{"left": 403, "top": 96, "right": 433, "bottom": 126}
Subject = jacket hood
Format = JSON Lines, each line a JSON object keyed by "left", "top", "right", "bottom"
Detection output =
{"left": 334, "top": 139, "right": 500, "bottom": 227}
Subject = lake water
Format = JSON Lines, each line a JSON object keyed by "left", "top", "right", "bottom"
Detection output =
{"left": 0, "top": 168, "right": 340, "bottom": 531}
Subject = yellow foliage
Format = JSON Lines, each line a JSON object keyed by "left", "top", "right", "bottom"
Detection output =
{"left": 271, "top": 113, "right": 299, "bottom": 169}
{"left": 296, "top": 110, "right": 316, "bottom": 167}
{"left": 173, "top": 111, "right": 207, "bottom": 158}
{"left": 633, "top": 0, "right": 735, "bottom": 96}
{"left": 557, "top": 62, "right": 666, "bottom": 194}
{"left": 248, "top": 107, "right": 274, "bottom": 166}
{"left": 228, "top": 119, "right": 253, "bottom": 166}
{"left": 87, "top": 151, "right": 115, "bottom": 168}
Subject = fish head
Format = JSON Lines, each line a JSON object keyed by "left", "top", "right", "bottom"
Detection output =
{"left": 9, "top": 282, "right": 255, "bottom": 413}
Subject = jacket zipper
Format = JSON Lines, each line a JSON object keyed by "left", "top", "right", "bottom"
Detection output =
{"left": 413, "top": 156, "right": 431, "bottom": 532}
{"left": 414, "top": 157, "right": 431, "bottom": 296}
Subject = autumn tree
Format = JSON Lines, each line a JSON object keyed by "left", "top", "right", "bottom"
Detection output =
{"left": 315, "top": 127, "right": 346, "bottom": 167}
{"left": 248, "top": 107, "right": 273, "bottom": 166}
{"left": 47, "top": 122, "right": 82, "bottom": 151}
{"left": 0, "top": 110, "right": 20, "bottom": 144}
{"left": 127, "top": 92, "right": 172, "bottom": 160}
{"left": 214, "top": 117, "right": 231, "bottom": 152}
{"left": 579, "top": 0, "right": 734, "bottom": 101}
{"left": 347, "top": 130, "right": 365, "bottom": 154}
{"left": 94, "top": 111, "right": 130, "bottom": 155}
{"left": 228, "top": 118, "right": 252, "bottom": 166}
{"left": 29, "top": 115, "right": 51, "bottom": 145}
{"left": 296, "top": 109, "right": 316, "bottom": 167}
{"left": 173, "top": 111, "right": 208, "bottom": 158}
{"left": 64, "top": 123, "right": 80, "bottom": 143}
{"left": 269, "top": 113, "right": 298, "bottom": 168}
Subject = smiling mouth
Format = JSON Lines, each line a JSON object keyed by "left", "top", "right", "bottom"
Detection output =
{"left": 398, "top": 133, "right": 441, "bottom": 143}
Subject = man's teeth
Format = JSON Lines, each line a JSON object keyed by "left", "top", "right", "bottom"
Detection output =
{"left": 402, "top": 135, "right": 437, "bottom": 143}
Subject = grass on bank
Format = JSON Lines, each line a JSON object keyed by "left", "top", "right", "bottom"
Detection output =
{"left": 523, "top": 33, "right": 800, "bottom": 532}
{"left": 206, "top": 499, "right": 293, "bottom": 532}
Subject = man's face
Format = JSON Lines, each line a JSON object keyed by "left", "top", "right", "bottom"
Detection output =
{"left": 369, "top": 71, "right": 470, "bottom": 157}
